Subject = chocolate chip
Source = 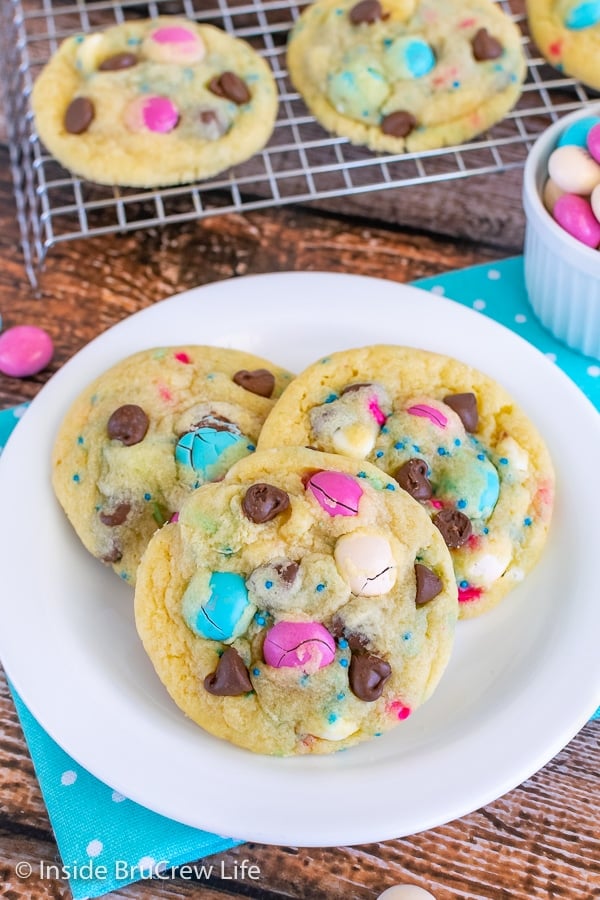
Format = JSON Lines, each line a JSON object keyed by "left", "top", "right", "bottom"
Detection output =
{"left": 330, "top": 616, "right": 369, "bottom": 650}
{"left": 204, "top": 647, "right": 252, "bottom": 696}
{"left": 208, "top": 72, "right": 250, "bottom": 105}
{"left": 349, "top": 0, "right": 383, "bottom": 25}
{"left": 64, "top": 97, "right": 95, "bottom": 134}
{"left": 107, "top": 405, "right": 149, "bottom": 445}
{"left": 381, "top": 110, "right": 417, "bottom": 138}
{"left": 349, "top": 652, "right": 391, "bottom": 702}
{"left": 433, "top": 508, "right": 472, "bottom": 549}
{"left": 273, "top": 560, "right": 299, "bottom": 584}
{"left": 98, "top": 52, "right": 138, "bottom": 71}
{"left": 414, "top": 563, "right": 443, "bottom": 606}
{"left": 443, "top": 392, "right": 479, "bottom": 432}
{"left": 99, "top": 503, "right": 131, "bottom": 527}
{"left": 232, "top": 368, "right": 275, "bottom": 398}
{"left": 393, "top": 458, "right": 432, "bottom": 500}
{"left": 101, "top": 544, "right": 122, "bottom": 564}
{"left": 471, "top": 28, "right": 503, "bottom": 62}
{"left": 341, "top": 382, "right": 374, "bottom": 395}
{"left": 242, "top": 483, "right": 290, "bottom": 523}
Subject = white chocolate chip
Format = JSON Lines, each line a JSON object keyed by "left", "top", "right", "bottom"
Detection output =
{"left": 332, "top": 421, "right": 379, "bottom": 458}
{"left": 309, "top": 716, "right": 359, "bottom": 741}
{"left": 496, "top": 436, "right": 529, "bottom": 475}
{"left": 334, "top": 531, "right": 397, "bottom": 596}
{"left": 75, "top": 33, "right": 106, "bottom": 75}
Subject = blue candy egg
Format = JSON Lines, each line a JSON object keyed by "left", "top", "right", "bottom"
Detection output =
{"left": 557, "top": 116, "right": 600, "bottom": 148}
{"left": 175, "top": 426, "right": 244, "bottom": 476}
{"left": 183, "top": 571, "right": 255, "bottom": 641}
{"left": 384, "top": 37, "right": 436, "bottom": 80}
{"left": 563, "top": 0, "right": 600, "bottom": 29}
{"left": 477, "top": 465, "right": 500, "bottom": 519}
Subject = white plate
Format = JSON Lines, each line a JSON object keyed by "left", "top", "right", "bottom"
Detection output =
{"left": 1, "top": 272, "right": 599, "bottom": 847}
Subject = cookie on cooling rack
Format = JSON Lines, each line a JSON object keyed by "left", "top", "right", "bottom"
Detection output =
{"left": 31, "top": 17, "right": 278, "bottom": 187}
{"left": 52, "top": 346, "right": 293, "bottom": 584}
{"left": 286, "top": 0, "right": 527, "bottom": 153}
{"left": 526, "top": 0, "right": 600, "bottom": 90}
{"left": 134, "top": 448, "right": 458, "bottom": 755}
{"left": 257, "top": 345, "right": 555, "bottom": 619}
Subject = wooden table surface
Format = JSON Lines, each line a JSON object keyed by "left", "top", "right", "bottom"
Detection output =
{"left": 0, "top": 115, "right": 599, "bottom": 900}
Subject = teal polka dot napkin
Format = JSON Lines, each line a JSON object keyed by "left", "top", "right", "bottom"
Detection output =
{"left": 1, "top": 256, "right": 598, "bottom": 900}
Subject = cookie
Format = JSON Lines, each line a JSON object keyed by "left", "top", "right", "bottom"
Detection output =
{"left": 257, "top": 346, "right": 555, "bottom": 618}
{"left": 52, "top": 346, "right": 293, "bottom": 584}
{"left": 287, "top": 0, "right": 527, "bottom": 153}
{"left": 31, "top": 17, "right": 278, "bottom": 187}
{"left": 134, "top": 448, "right": 458, "bottom": 755}
{"left": 526, "top": 0, "right": 600, "bottom": 90}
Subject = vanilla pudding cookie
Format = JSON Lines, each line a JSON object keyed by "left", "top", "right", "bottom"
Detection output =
{"left": 257, "top": 346, "right": 554, "bottom": 619}
{"left": 134, "top": 448, "right": 457, "bottom": 755}
{"left": 52, "top": 346, "right": 293, "bottom": 584}
{"left": 526, "top": 0, "right": 600, "bottom": 90}
{"left": 286, "top": 0, "right": 527, "bottom": 153}
{"left": 31, "top": 17, "right": 278, "bottom": 186}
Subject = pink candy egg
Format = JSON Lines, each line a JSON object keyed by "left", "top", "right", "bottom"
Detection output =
{"left": 406, "top": 403, "right": 448, "bottom": 428}
{"left": 305, "top": 470, "right": 363, "bottom": 516}
{"left": 587, "top": 123, "right": 600, "bottom": 165}
{"left": 0, "top": 325, "right": 53, "bottom": 377}
{"left": 143, "top": 25, "right": 205, "bottom": 64}
{"left": 553, "top": 194, "right": 600, "bottom": 249}
{"left": 124, "top": 96, "right": 179, "bottom": 134}
{"left": 263, "top": 621, "right": 336, "bottom": 670}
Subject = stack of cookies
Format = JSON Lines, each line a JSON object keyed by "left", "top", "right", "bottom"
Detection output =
{"left": 52, "top": 342, "right": 554, "bottom": 755}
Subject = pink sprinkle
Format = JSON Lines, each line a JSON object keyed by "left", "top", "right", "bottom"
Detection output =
{"left": 458, "top": 585, "right": 483, "bottom": 603}
{"left": 458, "top": 16, "right": 476, "bottom": 27}
{"left": 549, "top": 39, "right": 563, "bottom": 57}
{"left": 142, "top": 96, "right": 179, "bottom": 134}
{"left": 407, "top": 404, "right": 448, "bottom": 428}
{"left": 158, "top": 384, "right": 173, "bottom": 401}
{"left": 174, "top": 352, "right": 191, "bottom": 364}
{"left": 368, "top": 398, "right": 387, "bottom": 425}
{"left": 388, "top": 699, "right": 411, "bottom": 720}
{"left": 169, "top": 512, "right": 179, "bottom": 523}
{"left": 430, "top": 499, "right": 444, "bottom": 509}
{"left": 467, "top": 533, "right": 481, "bottom": 550}
{"left": 152, "top": 26, "right": 197, "bottom": 45}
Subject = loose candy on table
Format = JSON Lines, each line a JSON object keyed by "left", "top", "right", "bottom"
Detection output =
{"left": 0, "top": 325, "right": 54, "bottom": 378}
{"left": 547, "top": 144, "right": 600, "bottom": 195}
{"left": 557, "top": 116, "right": 600, "bottom": 149}
{"left": 553, "top": 194, "right": 600, "bottom": 248}
{"left": 587, "top": 122, "right": 600, "bottom": 164}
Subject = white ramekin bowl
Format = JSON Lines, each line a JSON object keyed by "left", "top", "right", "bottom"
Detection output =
{"left": 522, "top": 103, "right": 600, "bottom": 360}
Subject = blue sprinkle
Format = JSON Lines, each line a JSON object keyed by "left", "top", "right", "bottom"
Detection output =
{"left": 120, "top": 571, "right": 129, "bottom": 581}
{"left": 316, "top": 583, "right": 325, "bottom": 592}
{"left": 337, "top": 692, "right": 346, "bottom": 701}
{"left": 77, "top": 436, "right": 84, "bottom": 445}
{"left": 494, "top": 63, "right": 503, "bottom": 71}
{"left": 246, "top": 73, "right": 259, "bottom": 83}
{"left": 255, "top": 614, "right": 266, "bottom": 625}
{"left": 320, "top": 357, "right": 331, "bottom": 364}
{"left": 374, "top": 732, "right": 382, "bottom": 737}
{"left": 499, "top": 457, "right": 509, "bottom": 465}
{"left": 324, "top": 393, "right": 338, "bottom": 403}
{"left": 265, "top": 580, "right": 273, "bottom": 589}
{"left": 300, "top": 674, "right": 310, "bottom": 686}
{"left": 383, "top": 38, "right": 393, "bottom": 48}
{"left": 477, "top": 453, "right": 485, "bottom": 461}
{"left": 385, "top": 483, "right": 396, "bottom": 490}
{"left": 207, "top": 373, "right": 215, "bottom": 380}
{"left": 193, "top": 481, "right": 200, "bottom": 489}
{"left": 375, "top": 450, "right": 384, "bottom": 458}
{"left": 510, "top": 73, "right": 517, "bottom": 82}
{"left": 459, "top": 580, "right": 469, "bottom": 589}
{"left": 483, "top": 527, "right": 489, "bottom": 534}
{"left": 72, "top": 473, "right": 80, "bottom": 482}
{"left": 454, "top": 438, "right": 461, "bottom": 446}
{"left": 339, "top": 658, "right": 349, "bottom": 668}
{"left": 412, "top": 444, "right": 420, "bottom": 452}
{"left": 357, "top": 471, "right": 367, "bottom": 478}
{"left": 338, "top": 638, "right": 349, "bottom": 649}
{"left": 144, "top": 492, "right": 151, "bottom": 501}
{"left": 402, "top": 631, "right": 412, "bottom": 642}
{"left": 247, "top": 443, "right": 256, "bottom": 451}
{"left": 335, "top": 8, "right": 344, "bottom": 13}
{"left": 452, "top": 80, "right": 461, "bottom": 88}
{"left": 362, "top": 110, "right": 369, "bottom": 117}
{"left": 437, "top": 447, "right": 447, "bottom": 456}
{"left": 381, "top": 426, "right": 389, "bottom": 434}
{"left": 328, "top": 713, "right": 338, "bottom": 723}
{"left": 394, "top": 441, "right": 405, "bottom": 450}
{"left": 127, "top": 36, "right": 142, "bottom": 45}
{"left": 457, "top": 499, "right": 467, "bottom": 509}
{"left": 252, "top": 667, "right": 260, "bottom": 676}
{"left": 74, "top": 34, "right": 84, "bottom": 43}
{"left": 524, "top": 517, "right": 532, "bottom": 526}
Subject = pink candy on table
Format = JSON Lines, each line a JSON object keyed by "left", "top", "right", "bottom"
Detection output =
{"left": 554, "top": 194, "right": 600, "bottom": 249}
{"left": 305, "top": 470, "right": 363, "bottom": 516}
{"left": 263, "top": 621, "right": 336, "bottom": 670}
{"left": 0, "top": 325, "right": 53, "bottom": 377}
{"left": 587, "top": 123, "right": 600, "bottom": 165}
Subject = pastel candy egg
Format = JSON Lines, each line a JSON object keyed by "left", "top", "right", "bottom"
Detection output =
{"left": 142, "top": 25, "right": 205, "bottom": 64}
{"left": 175, "top": 425, "right": 247, "bottom": 479}
{"left": 306, "top": 470, "right": 363, "bottom": 516}
{"left": 406, "top": 403, "right": 448, "bottom": 429}
{"left": 587, "top": 122, "right": 600, "bottom": 165}
{"left": 0, "top": 325, "right": 54, "bottom": 377}
{"left": 332, "top": 421, "right": 379, "bottom": 458}
{"left": 124, "top": 96, "right": 179, "bottom": 133}
{"left": 559, "top": 0, "right": 600, "bottom": 29}
{"left": 542, "top": 177, "right": 566, "bottom": 214}
{"left": 383, "top": 36, "right": 436, "bottom": 80}
{"left": 591, "top": 183, "right": 600, "bottom": 222}
{"left": 557, "top": 115, "right": 600, "bottom": 148}
{"left": 334, "top": 531, "right": 397, "bottom": 596}
{"left": 547, "top": 145, "right": 600, "bottom": 194}
{"left": 182, "top": 571, "right": 255, "bottom": 642}
{"left": 554, "top": 194, "right": 600, "bottom": 248}
{"left": 327, "top": 59, "right": 388, "bottom": 123}
{"left": 263, "top": 621, "right": 336, "bottom": 670}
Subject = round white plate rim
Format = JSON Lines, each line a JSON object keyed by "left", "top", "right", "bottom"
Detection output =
{"left": 0, "top": 271, "right": 599, "bottom": 847}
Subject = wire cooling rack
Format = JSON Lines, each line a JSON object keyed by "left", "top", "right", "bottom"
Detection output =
{"left": 1, "top": 0, "right": 598, "bottom": 285}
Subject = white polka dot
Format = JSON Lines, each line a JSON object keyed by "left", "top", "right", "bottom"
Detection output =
{"left": 587, "top": 365, "right": 600, "bottom": 377}
{"left": 473, "top": 299, "right": 486, "bottom": 310}
{"left": 86, "top": 840, "right": 103, "bottom": 858}
{"left": 545, "top": 352, "right": 557, "bottom": 363}
{"left": 61, "top": 770, "right": 77, "bottom": 786}
{"left": 487, "top": 269, "right": 501, "bottom": 280}
{"left": 430, "top": 285, "right": 445, "bottom": 295}
{"left": 111, "top": 790, "right": 126, "bottom": 802}
{"left": 515, "top": 314, "right": 527, "bottom": 324}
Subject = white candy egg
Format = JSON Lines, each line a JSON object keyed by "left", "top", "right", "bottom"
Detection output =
{"left": 547, "top": 145, "right": 600, "bottom": 195}
{"left": 334, "top": 531, "right": 397, "bottom": 596}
